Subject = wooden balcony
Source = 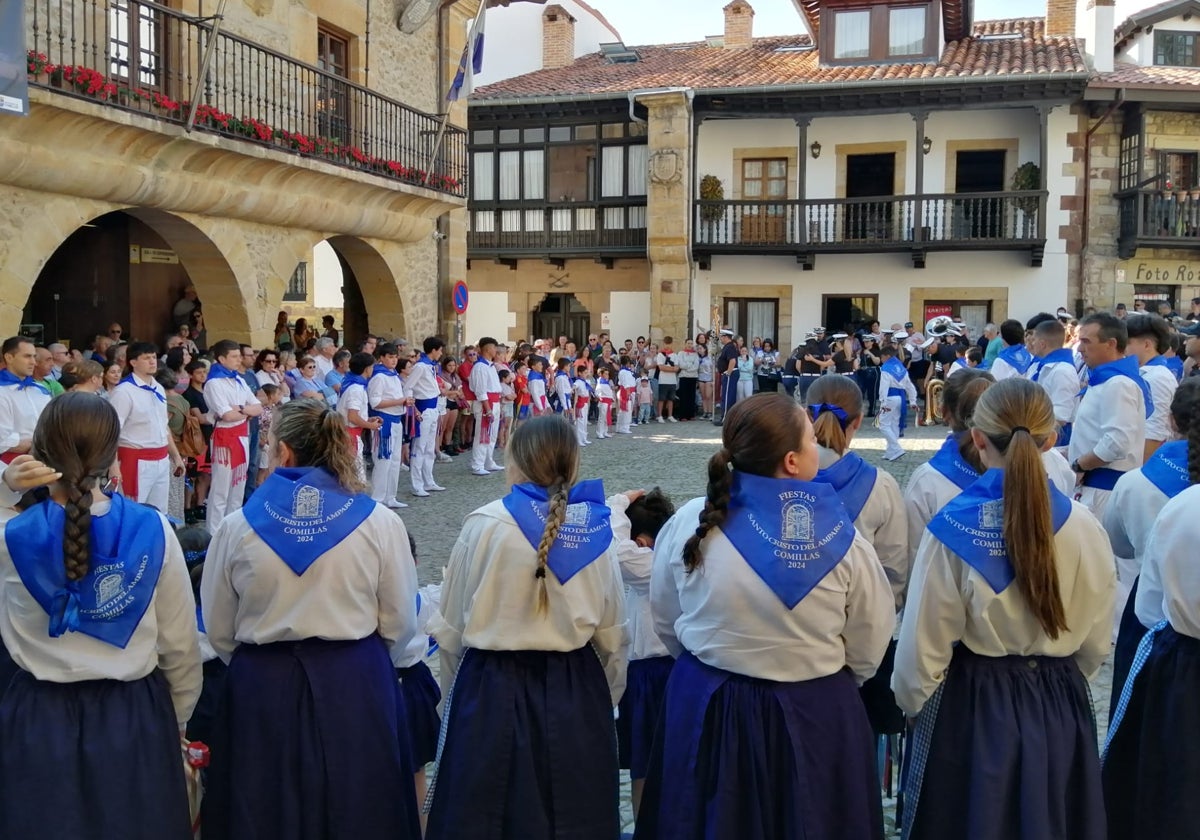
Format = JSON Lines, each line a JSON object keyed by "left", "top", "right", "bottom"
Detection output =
{"left": 1118, "top": 189, "right": 1200, "bottom": 259}
{"left": 468, "top": 201, "right": 648, "bottom": 264}
{"left": 693, "top": 192, "right": 1048, "bottom": 269}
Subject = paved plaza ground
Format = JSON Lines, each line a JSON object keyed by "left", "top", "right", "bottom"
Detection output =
{"left": 395, "top": 412, "right": 1115, "bottom": 836}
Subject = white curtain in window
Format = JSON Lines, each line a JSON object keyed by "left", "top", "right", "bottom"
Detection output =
{"left": 473, "top": 210, "right": 495, "bottom": 232}
{"left": 525, "top": 209, "right": 545, "bottom": 231}
{"left": 523, "top": 150, "right": 545, "bottom": 200}
{"left": 889, "top": 7, "right": 926, "bottom": 56}
{"left": 628, "top": 206, "right": 647, "bottom": 229}
{"left": 500, "top": 210, "right": 521, "bottom": 232}
{"left": 472, "top": 152, "right": 494, "bottom": 201}
{"left": 576, "top": 208, "right": 596, "bottom": 230}
{"left": 498, "top": 151, "right": 521, "bottom": 200}
{"left": 747, "top": 301, "right": 778, "bottom": 343}
{"left": 834, "top": 10, "right": 870, "bottom": 58}
{"left": 627, "top": 145, "right": 648, "bottom": 196}
{"left": 602, "top": 146, "right": 625, "bottom": 197}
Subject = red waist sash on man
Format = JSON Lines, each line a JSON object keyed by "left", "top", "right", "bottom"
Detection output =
{"left": 117, "top": 445, "right": 170, "bottom": 499}
{"left": 619, "top": 386, "right": 634, "bottom": 412}
{"left": 347, "top": 425, "right": 363, "bottom": 454}
{"left": 481, "top": 393, "right": 501, "bottom": 444}
{"left": 575, "top": 397, "right": 589, "bottom": 420}
{"left": 600, "top": 397, "right": 614, "bottom": 425}
{"left": 211, "top": 421, "right": 249, "bottom": 486}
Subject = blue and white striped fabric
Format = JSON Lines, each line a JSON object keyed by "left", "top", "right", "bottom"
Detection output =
{"left": 1103, "top": 619, "right": 1169, "bottom": 763}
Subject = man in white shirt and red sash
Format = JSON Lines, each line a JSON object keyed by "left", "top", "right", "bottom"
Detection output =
{"left": 203, "top": 339, "right": 263, "bottom": 532}
{"left": 110, "top": 341, "right": 185, "bottom": 514}
{"left": 468, "top": 337, "right": 503, "bottom": 477}
{"left": 0, "top": 337, "right": 51, "bottom": 465}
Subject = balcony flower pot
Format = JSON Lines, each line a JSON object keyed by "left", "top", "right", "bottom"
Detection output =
{"left": 1011, "top": 161, "right": 1041, "bottom": 238}
{"left": 698, "top": 174, "right": 725, "bottom": 242}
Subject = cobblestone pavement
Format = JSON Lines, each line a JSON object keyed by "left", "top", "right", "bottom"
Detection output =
{"left": 394, "top": 413, "right": 1113, "bottom": 836}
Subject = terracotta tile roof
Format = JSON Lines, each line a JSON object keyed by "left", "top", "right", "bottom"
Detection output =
{"left": 1092, "top": 61, "right": 1200, "bottom": 89}
{"left": 471, "top": 18, "right": 1088, "bottom": 102}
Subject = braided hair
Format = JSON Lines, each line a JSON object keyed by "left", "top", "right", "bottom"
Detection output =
{"left": 1169, "top": 378, "right": 1200, "bottom": 485}
{"left": 683, "top": 393, "right": 808, "bottom": 572}
{"left": 507, "top": 415, "right": 581, "bottom": 614}
{"left": 30, "top": 392, "right": 120, "bottom": 582}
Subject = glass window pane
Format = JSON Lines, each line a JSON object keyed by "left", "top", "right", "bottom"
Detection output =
{"left": 602, "top": 123, "right": 624, "bottom": 138}
{"left": 834, "top": 10, "right": 870, "bottom": 59}
{"left": 524, "top": 128, "right": 546, "bottom": 143}
{"left": 498, "top": 151, "right": 521, "bottom": 199}
{"left": 627, "top": 145, "right": 648, "bottom": 196}
{"left": 767, "top": 179, "right": 788, "bottom": 198}
{"left": 744, "top": 181, "right": 763, "bottom": 198}
{"left": 498, "top": 128, "right": 520, "bottom": 143}
{"left": 549, "top": 126, "right": 572, "bottom": 142}
{"left": 602, "top": 146, "right": 624, "bottom": 197}
{"left": 743, "top": 160, "right": 763, "bottom": 179}
{"left": 471, "top": 152, "right": 494, "bottom": 201}
{"left": 767, "top": 159, "right": 787, "bottom": 178}
{"left": 574, "top": 125, "right": 598, "bottom": 140}
{"left": 523, "top": 150, "right": 545, "bottom": 200}
{"left": 472, "top": 129, "right": 494, "bottom": 144}
{"left": 889, "top": 7, "right": 926, "bottom": 56}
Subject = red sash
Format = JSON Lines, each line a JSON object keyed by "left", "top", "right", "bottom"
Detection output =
{"left": 600, "top": 397, "right": 614, "bottom": 425}
{"left": 575, "top": 398, "right": 589, "bottom": 420}
{"left": 619, "top": 386, "right": 634, "bottom": 412}
{"left": 211, "top": 421, "right": 249, "bottom": 486}
{"left": 117, "top": 445, "right": 169, "bottom": 499}
{"left": 347, "top": 426, "right": 362, "bottom": 454}
{"left": 481, "top": 393, "right": 501, "bottom": 444}
{"left": 0, "top": 452, "right": 16, "bottom": 465}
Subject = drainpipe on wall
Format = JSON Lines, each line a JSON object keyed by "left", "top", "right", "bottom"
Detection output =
{"left": 1080, "top": 89, "right": 1124, "bottom": 313}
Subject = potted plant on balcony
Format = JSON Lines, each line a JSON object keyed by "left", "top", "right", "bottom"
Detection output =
{"left": 699, "top": 175, "right": 725, "bottom": 242}
{"left": 1011, "top": 161, "right": 1041, "bottom": 238}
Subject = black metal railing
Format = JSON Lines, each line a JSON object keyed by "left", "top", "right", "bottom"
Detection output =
{"left": 694, "top": 192, "right": 1046, "bottom": 250}
{"left": 468, "top": 201, "right": 648, "bottom": 253}
{"left": 25, "top": 0, "right": 466, "bottom": 196}
{"left": 1118, "top": 189, "right": 1200, "bottom": 257}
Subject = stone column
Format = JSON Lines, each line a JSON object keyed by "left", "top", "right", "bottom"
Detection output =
{"left": 639, "top": 89, "right": 693, "bottom": 344}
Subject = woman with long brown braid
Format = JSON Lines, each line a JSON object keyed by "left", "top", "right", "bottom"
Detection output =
{"left": 0, "top": 392, "right": 201, "bottom": 840}
{"left": 636, "top": 393, "right": 894, "bottom": 840}
{"left": 426, "top": 415, "right": 629, "bottom": 840}
{"left": 894, "top": 378, "right": 1115, "bottom": 840}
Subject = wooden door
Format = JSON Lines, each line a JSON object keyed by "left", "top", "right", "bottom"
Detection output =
{"left": 740, "top": 159, "right": 787, "bottom": 243}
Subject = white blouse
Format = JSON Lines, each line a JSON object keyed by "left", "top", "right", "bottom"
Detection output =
{"left": 427, "top": 499, "right": 629, "bottom": 705}
{"left": 607, "top": 493, "right": 670, "bottom": 662}
{"left": 651, "top": 497, "right": 895, "bottom": 685}
{"left": 1136, "top": 485, "right": 1200, "bottom": 632}
{"left": 201, "top": 504, "right": 419, "bottom": 662}
{"left": 0, "top": 501, "right": 201, "bottom": 723}
{"left": 893, "top": 504, "right": 1116, "bottom": 716}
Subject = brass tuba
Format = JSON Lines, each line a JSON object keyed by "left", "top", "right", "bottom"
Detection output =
{"left": 924, "top": 377, "right": 946, "bottom": 426}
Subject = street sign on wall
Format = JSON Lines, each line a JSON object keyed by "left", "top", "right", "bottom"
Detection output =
{"left": 0, "top": 0, "right": 29, "bottom": 116}
{"left": 452, "top": 280, "right": 469, "bottom": 314}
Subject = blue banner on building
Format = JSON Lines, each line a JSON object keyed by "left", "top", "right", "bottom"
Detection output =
{"left": 0, "top": 0, "right": 29, "bottom": 116}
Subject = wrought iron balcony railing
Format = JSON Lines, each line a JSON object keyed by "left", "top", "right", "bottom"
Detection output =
{"left": 25, "top": 0, "right": 466, "bottom": 196}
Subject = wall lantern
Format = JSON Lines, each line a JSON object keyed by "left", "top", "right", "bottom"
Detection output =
{"left": 922, "top": 136, "right": 933, "bottom": 155}
{"left": 810, "top": 141, "right": 821, "bottom": 159}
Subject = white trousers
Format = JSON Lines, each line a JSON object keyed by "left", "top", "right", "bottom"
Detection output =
{"left": 596, "top": 405, "right": 611, "bottom": 438}
{"left": 410, "top": 407, "right": 440, "bottom": 492}
{"left": 208, "top": 437, "right": 249, "bottom": 534}
{"left": 879, "top": 396, "right": 905, "bottom": 461}
{"left": 574, "top": 410, "right": 590, "bottom": 445}
{"left": 370, "top": 421, "right": 403, "bottom": 503}
{"left": 127, "top": 456, "right": 170, "bottom": 515}
{"left": 471, "top": 402, "right": 499, "bottom": 471}
{"left": 616, "top": 407, "right": 632, "bottom": 434}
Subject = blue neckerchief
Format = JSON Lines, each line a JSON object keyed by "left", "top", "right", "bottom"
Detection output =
{"left": 5, "top": 495, "right": 165, "bottom": 648}
{"left": 418, "top": 353, "right": 437, "bottom": 369}
{"left": 997, "top": 344, "right": 1034, "bottom": 376}
{"left": 206, "top": 362, "right": 241, "bottom": 381}
{"left": 0, "top": 369, "right": 50, "bottom": 395}
{"left": 721, "top": 472, "right": 857, "bottom": 609}
{"left": 242, "top": 467, "right": 376, "bottom": 576}
{"left": 528, "top": 371, "right": 545, "bottom": 383}
{"left": 1144, "top": 355, "right": 1170, "bottom": 369}
{"left": 501, "top": 479, "right": 612, "bottom": 584}
{"left": 119, "top": 375, "right": 165, "bottom": 403}
{"left": 196, "top": 604, "right": 205, "bottom": 634}
{"left": 341, "top": 373, "right": 370, "bottom": 394}
{"left": 1165, "top": 356, "right": 1184, "bottom": 382}
{"left": 881, "top": 357, "right": 907, "bottom": 382}
{"left": 1032, "top": 348, "right": 1075, "bottom": 382}
{"left": 815, "top": 452, "right": 878, "bottom": 522}
{"left": 1088, "top": 356, "right": 1153, "bottom": 418}
{"left": 927, "top": 468, "right": 1072, "bottom": 593}
{"left": 372, "top": 363, "right": 397, "bottom": 379}
{"left": 928, "top": 433, "right": 981, "bottom": 490}
{"left": 554, "top": 372, "right": 569, "bottom": 381}
{"left": 1141, "top": 440, "right": 1191, "bottom": 499}
{"left": 598, "top": 377, "right": 610, "bottom": 388}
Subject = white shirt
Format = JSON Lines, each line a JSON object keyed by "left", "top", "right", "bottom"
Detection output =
{"left": 655, "top": 352, "right": 679, "bottom": 386}
{"left": 617, "top": 369, "right": 637, "bottom": 400}
{"left": 818, "top": 448, "right": 909, "bottom": 609}
{"left": 407, "top": 359, "right": 440, "bottom": 402}
{"left": 878, "top": 365, "right": 917, "bottom": 404}
{"left": 528, "top": 375, "right": 548, "bottom": 412}
{"left": 553, "top": 373, "right": 573, "bottom": 406}
{"left": 607, "top": 494, "right": 670, "bottom": 662}
{"left": 201, "top": 505, "right": 419, "bottom": 661}
{"left": 904, "top": 447, "right": 1077, "bottom": 567}
{"left": 1105, "top": 468, "right": 1174, "bottom": 612}
{"left": 1068, "top": 371, "right": 1146, "bottom": 472}
{"left": 0, "top": 502, "right": 201, "bottom": 722}
{"left": 946, "top": 359, "right": 969, "bottom": 378}
{"left": 367, "top": 370, "right": 405, "bottom": 417}
{"left": 469, "top": 359, "right": 501, "bottom": 402}
{"left": 572, "top": 379, "right": 592, "bottom": 406}
{"left": 651, "top": 497, "right": 895, "bottom": 684}
{"left": 203, "top": 374, "right": 260, "bottom": 430}
{"left": 109, "top": 376, "right": 169, "bottom": 449}
{"left": 595, "top": 380, "right": 614, "bottom": 402}
{"left": 427, "top": 499, "right": 629, "bottom": 704}
{"left": 312, "top": 355, "right": 334, "bottom": 381}
{"left": 677, "top": 350, "right": 700, "bottom": 378}
{"left": 1137, "top": 485, "right": 1200, "bottom": 635}
{"left": 893, "top": 504, "right": 1115, "bottom": 716}
{"left": 1140, "top": 362, "right": 1179, "bottom": 443}
{"left": 1036, "top": 359, "right": 1081, "bottom": 427}
{"left": 0, "top": 383, "right": 51, "bottom": 454}
{"left": 337, "top": 380, "right": 369, "bottom": 427}
{"left": 990, "top": 356, "right": 1023, "bottom": 382}
{"left": 393, "top": 586, "right": 436, "bottom": 669}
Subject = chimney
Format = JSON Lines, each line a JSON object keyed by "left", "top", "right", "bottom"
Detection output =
{"left": 542, "top": 5, "right": 577, "bottom": 70}
{"left": 723, "top": 0, "right": 754, "bottom": 49}
{"left": 1080, "top": 0, "right": 1115, "bottom": 72}
{"left": 1045, "top": 0, "right": 1075, "bottom": 36}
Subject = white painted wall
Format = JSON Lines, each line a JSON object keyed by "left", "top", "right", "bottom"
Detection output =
{"left": 1117, "top": 12, "right": 1200, "bottom": 66}
{"left": 312, "top": 241, "right": 344, "bottom": 309}
{"left": 464, "top": 291, "right": 515, "bottom": 344}
{"left": 471, "top": 0, "right": 623, "bottom": 89}
{"left": 606, "top": 291, "right": 652, "bottom": 343}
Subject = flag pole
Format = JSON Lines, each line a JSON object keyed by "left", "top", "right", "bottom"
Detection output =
{"left": 423, "top": 0, "right": 486, "bottom": 187}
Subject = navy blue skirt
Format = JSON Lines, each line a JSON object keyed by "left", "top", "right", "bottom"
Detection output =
{"left": 1109, "top": 575, "right": 1147, "bottom": 721}
{"left": 0, "top": 669, "right": 191, "bottom": 840}
{"left": 904, "top": 646, "right": 1103, "bottom": 840}
{"left": 425, "top": 647, "right": 619, "bottom": 840}
{"left": 202, "top": 635, "right": 421, "bottom": 840}
{"left": 634, "top": 652, "right": 883, "bottom": 840}
{"left": 1103, "top": 624, "right": 1200, "bottom": 840}
{"left": 397, "top": 659, "right": 442, "bottom": 767}
{"left": 617, "top": 655, "right": 674, "bottom": 778}
{"left": 186, "top": 656, "right": 228, "bottom": 746}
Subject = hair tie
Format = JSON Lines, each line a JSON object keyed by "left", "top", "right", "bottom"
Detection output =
{"left": 1011, "top": 426, "right": 1031, "bottom": 436}
{"left": 534, "top": 567, "right": 546, "bottom": 579}
{"left": 809, "top": 403, "right": 849, "bottom": 430}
